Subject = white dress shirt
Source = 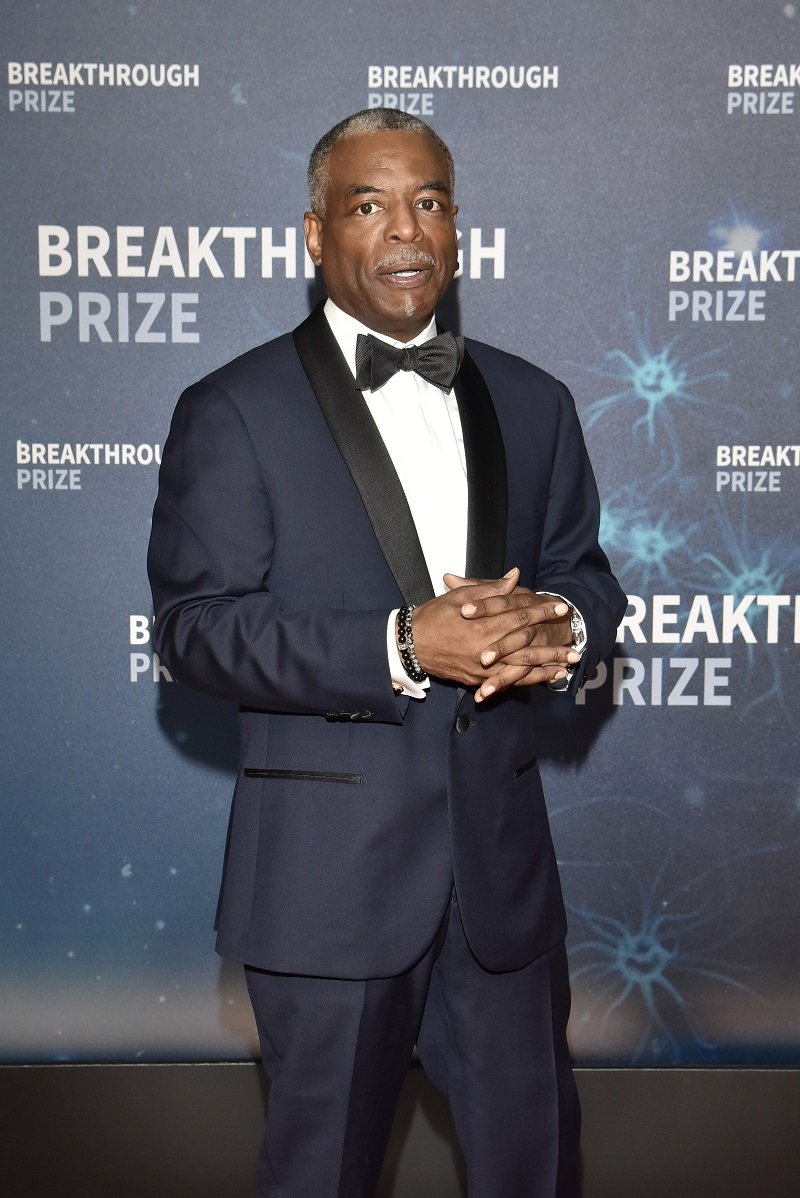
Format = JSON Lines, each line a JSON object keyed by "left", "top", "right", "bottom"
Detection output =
{"left": 323, "top": 300, "right": 582, "bottom": 697}
{"left": 325, "top": 299, "right": 467, "bottom": 697}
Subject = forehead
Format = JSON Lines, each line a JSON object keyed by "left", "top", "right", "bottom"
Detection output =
{"left": 325, "top": 130, "right": 450, "bottom": 194}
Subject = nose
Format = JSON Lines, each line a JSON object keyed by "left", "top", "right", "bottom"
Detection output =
{"left": 384, "top": 201, "right": 422, "bottom": 242}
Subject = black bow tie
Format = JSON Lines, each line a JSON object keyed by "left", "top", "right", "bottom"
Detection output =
{"left": 355, "top": 330, "right": 465, "bottom": 394}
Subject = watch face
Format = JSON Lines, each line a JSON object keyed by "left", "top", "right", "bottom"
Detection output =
{"left": 571, "top": 611, "right": 587, "bottom": 652}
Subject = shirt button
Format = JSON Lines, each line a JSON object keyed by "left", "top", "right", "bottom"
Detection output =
{"left": 455, "top": 715, "right": 470, "bottom": 733}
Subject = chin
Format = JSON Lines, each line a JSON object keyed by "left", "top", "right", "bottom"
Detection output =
{"left": 392, "top": 293, "right": 435, "bottom": 325}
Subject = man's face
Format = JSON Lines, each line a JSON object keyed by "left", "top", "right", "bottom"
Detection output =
{"left": 304, "top": 130, "right": 458, "bottom": 342}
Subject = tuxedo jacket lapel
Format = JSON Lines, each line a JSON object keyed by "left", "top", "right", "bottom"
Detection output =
{"left": 454, "top": 349, "right": 508, "bottom": 580}
{"left": 450, "top": 347, "right": 508, "bottom": 709}
{"left": 292, "top": 306, "right": 509, "bottom": 609}
{"left": 293, "top": 305, "right": 434, "bottom": 605}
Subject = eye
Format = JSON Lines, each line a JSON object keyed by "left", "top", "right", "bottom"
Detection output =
{"left": 356, "top": 201, "right": 379, "bottom": 215}
{"left": 417, "top": 198, "right": 444, "bottom": 212}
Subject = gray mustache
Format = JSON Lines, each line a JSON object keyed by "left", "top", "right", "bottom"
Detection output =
{"left": 373, "top": 250, "right": 436, "bottom": 272}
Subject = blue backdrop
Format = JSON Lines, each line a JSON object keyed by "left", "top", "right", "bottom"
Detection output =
{"left": 3, "top": 0, "right": 798, "bottom": 1065}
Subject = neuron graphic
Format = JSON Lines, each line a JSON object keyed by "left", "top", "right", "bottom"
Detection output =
{"left": 566, "top": 847, "right": 765, "bottom": 1063}
{"left": 599, "top": 485, "right": 695, "bottom": 591}
{"left": 581, "top": 308, "right": 729, "bottom": 479}
{"left": 708, "top": 207, "right": 768, "bottom": 255}
{"left": 688, "top": 501, "right": 799, "bottom": 719}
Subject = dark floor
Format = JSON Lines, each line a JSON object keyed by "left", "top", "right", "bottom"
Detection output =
{"left": 1, "top": 1064, "right": 798, "bottom": 1197}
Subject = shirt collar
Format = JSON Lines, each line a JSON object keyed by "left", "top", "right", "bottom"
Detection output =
{"left": 323, "top": 298, "right": 438, "bottom": 381}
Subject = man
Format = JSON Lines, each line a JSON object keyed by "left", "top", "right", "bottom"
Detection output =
{"left": 148, "top": 109, "right": 626, "bottom": 1197}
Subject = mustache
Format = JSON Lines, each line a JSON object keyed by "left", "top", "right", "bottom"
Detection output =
{"left": 373, "top": 249, "right": 436, "bottom": 272}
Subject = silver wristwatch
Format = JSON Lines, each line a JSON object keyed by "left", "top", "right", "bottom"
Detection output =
{"left": 570, "top": 608, "right": 587, "bottom": 654}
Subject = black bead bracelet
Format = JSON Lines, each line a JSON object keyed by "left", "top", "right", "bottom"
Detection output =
{"left": 396, "top": 604, "right": 428, "bottom": 684}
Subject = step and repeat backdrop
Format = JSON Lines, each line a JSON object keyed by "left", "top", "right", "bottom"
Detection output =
{"left": 3, "top": 0, "right": 798, "bottom": 1065}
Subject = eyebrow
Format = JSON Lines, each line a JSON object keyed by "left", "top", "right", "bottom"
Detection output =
{"left": 346, "top": 184, "right": 386, "bottom": 197}
{"left": 345, "top": 180, "right": 451, "bottom": 198}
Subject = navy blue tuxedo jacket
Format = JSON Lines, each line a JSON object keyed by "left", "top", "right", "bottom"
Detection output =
{"left": 148, "top": 304, "right": 626, "bottom": 979}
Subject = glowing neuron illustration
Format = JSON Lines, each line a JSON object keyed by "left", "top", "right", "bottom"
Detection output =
{"left": 566, "top": 848, "right": 765, "bottom": 1063}
{"left": 708, "top": 208, "right": 768, "bottom": 256}
{"left": 599, "top": 486, "right": 694, "bottom": 591}
{"left": 689, "top": 502, "right": 800, "bottom": 718}
{"left": 582, "top": 311, "right": 729, "bottom": 477}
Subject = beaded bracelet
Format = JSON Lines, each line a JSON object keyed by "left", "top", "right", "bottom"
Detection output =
{"left": 396, "top": 604, "right": 428, "bottom": 684}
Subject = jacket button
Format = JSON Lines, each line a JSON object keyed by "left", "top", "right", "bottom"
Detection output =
{"left": 455, "top": 715, "right": 470, "bottom": 733}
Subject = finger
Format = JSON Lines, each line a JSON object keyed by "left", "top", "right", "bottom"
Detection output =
{"left": 463, "top": 592, "right": 569, "bottom": 622}
{"left": 460, "top": 588, "right": 533, "bottom": 619}
{"left": 443, "top": 572, "right": 473, "bottom": 591}
{"left": 481, "top": 646, "right": 582, "bottom": 675}
{"left": 475, "top": 608, "right": 573, "bottom": 661}
{"left": 480, "top": 632, "right": 581, "bottom": 667}
{"left": 443, "top": 567, "right": 517, "bottom": 589}
{"left": 474, "top": 662, "right": 569, "bottom": 702}
{"left": 448, "top": 567, "right": 520, "bottom": 609}
{"left": 462, "top": 594, "right": 565, "bottom": 620}
{"left": 475, "top": 663, "right": 529, "bottom": 700}
{"left": 443, "top": 572, "right": 491, "bottom": 594}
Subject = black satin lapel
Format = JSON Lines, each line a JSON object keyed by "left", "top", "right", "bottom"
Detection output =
{"left": 292, "top": 305, "right": 434, "bottom": 605}
{"left": 454, "top": 350, "right": 508, "bottom": 580}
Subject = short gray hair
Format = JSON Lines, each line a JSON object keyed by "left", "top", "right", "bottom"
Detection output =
{"left": 307, "top": 108, "right": 455, "bottom": 217}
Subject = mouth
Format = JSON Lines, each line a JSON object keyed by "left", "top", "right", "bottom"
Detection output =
{"left": 377, "top": 262, "right": 434, "bottom": 288}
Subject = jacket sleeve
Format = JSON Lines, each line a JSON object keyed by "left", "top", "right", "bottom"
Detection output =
{"left": 147, "top": 379, "right": 403, "bottom": 722}
{"left": 532, "top": 380, "right": 628, "bottom": 689}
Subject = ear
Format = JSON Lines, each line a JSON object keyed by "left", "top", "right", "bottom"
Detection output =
{"left": 303, "top": 211, "right": 323, "bottom": 266}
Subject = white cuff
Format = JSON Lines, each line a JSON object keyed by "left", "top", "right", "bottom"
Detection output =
{"left": 387, "top": 610, "right": 429, "bottom": 699}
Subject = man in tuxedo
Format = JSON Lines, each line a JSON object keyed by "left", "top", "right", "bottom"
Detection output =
{"left": 148, "top": 109, "right": 626, "bottom": 1197}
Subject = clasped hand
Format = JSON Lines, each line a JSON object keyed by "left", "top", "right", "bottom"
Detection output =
{"left": 410, "top": 567, "right": 581, "bottom": 702}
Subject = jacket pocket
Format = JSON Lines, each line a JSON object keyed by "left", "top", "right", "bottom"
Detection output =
{"left": 244, "top": 768, "right": 362, "bottom": 784}
{"left": 513, "top": 755, "right": 538, "bottom": 779}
